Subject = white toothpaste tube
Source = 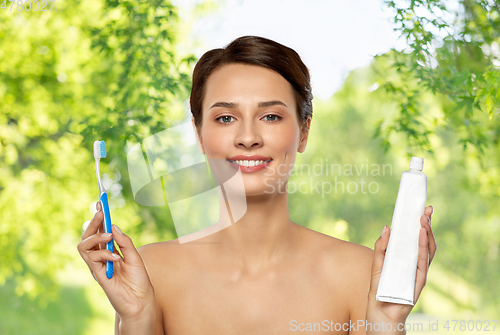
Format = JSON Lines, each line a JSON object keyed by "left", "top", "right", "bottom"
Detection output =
{"left": 376, "top": 156, "right": 428, "bottom": 305}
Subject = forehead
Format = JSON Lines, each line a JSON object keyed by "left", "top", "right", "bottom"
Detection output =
{"left": 203, "top": 63, "right": 295, "bottom": 111}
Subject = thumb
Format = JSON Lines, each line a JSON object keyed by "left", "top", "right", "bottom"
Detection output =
{"left": 369, "top": 225, "right": 391, "bottom": 297}
{"left": 112, "top": 225, "right": 142, "bottom": 265}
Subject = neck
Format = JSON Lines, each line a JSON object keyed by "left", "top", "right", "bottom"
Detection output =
{"left": 216, "top": 184, "right": 298, "bottom": 273}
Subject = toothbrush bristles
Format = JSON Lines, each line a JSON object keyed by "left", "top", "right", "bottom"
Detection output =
{"left": 101, "top": 141, "right": 107, "bottom": 158}
{"left": 94, "top": 140, "right": 107, "bottom": 159}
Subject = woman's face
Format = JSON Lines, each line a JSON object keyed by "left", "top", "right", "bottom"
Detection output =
{"left": 193, "top": 63, "right": 310, "bottom": 196}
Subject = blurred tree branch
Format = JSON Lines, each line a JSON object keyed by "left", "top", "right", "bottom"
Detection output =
{"left": 376, "top": 0, "right": 500, "bottom": 164}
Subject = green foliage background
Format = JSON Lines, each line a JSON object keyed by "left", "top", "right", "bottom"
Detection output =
{"left": 0, "top": 0, "right": 498, "bottom": 333}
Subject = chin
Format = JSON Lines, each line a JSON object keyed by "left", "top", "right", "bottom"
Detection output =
{"left": 245, "top": 178, "right": 282, "bottom": 196}
{"left": 222, "top": 179, "right": 274, "bottom": 198}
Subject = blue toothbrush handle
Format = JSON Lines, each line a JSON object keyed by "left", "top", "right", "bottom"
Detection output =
{"left": 100, "top": 192, "right": 114, "bottom": 279}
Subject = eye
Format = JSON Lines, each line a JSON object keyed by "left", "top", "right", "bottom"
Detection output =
{"left": 215, "top": 115, "right": 236, "bottom": 124}
{"left": 262, "top": 114, "right": 283, "bottom": 122}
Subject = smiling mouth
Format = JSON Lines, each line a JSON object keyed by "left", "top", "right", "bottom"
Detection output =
{"left": 227, "top": 159, "right": 273, "bottom": 167}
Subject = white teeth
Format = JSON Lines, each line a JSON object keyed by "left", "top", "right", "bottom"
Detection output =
{"left": 231, "top": 160, "right": 268, "bottom": 167}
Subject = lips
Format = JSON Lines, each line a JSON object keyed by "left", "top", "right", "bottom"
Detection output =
{"left": 227, "top": 155, "right": 272, "bottom": 161}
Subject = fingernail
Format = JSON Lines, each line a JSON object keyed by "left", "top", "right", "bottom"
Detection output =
{"left": 426, "top": 215, "right": 431, "bottom": 225}
{"left": 380, "top": 225, "right": 387, "bottom": 238}
{"left": 101, "top": 233, "right": 112, "bottom": 238}
{"left": 113, "top": 224, "right": 123, "bottom": 235}
{"left": 112, "top": 254, "right": 121, "bottom": 260}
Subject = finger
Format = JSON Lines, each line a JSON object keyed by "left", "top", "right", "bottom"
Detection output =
{"left": 414, "top": 227, "right": 429, "bottom": 303}
{"left": 88, "top": 249, "right": 122, "bottom": 284}
{"left": 103, "top": 231, "right": 120, "bottom": 257}
{"left": 78, "top": 232, "right": 114, "bottom": 262}
{"left": 111, "top": 225, "right": 141, "bottom": 265}
{"left": 425, "top": 205, "right": 433, "bottom": 220}
{"left": 420, "top": 214, "right": 437, "bottom": 265}
{"left": 81, "top": 209, "right": 104, "bottom": 241}
{"left": 88, "top": 201, "right": 104, "bottom": 250}
{"left": 98, "top": 225, "right": 105, "bottom": 251}
{"left": 77, "top": 233, "right": 114, "bottom": 276}
{"left": 369, "top": 225, "right": 390, "bottom": 297}
{"left": 96, "top": 201, "right": 105, "bottom": 250}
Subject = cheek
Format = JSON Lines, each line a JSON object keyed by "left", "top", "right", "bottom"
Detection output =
{"left": 267, "top": 127, "right": 300, "bottom": 154}
{"left": 202, "top": 128, "right": 232, "bottom": 157}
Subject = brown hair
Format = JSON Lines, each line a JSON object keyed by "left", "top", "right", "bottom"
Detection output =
{"left": 190, "top": 35, "right": 313, "bottom": 133}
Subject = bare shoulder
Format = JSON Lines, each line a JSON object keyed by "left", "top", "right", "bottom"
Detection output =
{"left": 296, "top": 223, "right": 374, "bottom": 284}
{"left": 137, "top": 238, "right": 182, "bottom": 260}
{"left": 136, "top": 238, "right": 191, "bottom": 276}
{"left": 298, "top": 223, "right": 374, "bottom": 263}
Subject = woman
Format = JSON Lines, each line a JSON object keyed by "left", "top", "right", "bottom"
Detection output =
{"left": 78, "top": 35, "right": 437, "bottom": 334}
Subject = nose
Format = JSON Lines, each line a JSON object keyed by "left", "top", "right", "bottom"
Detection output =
{"left": 234, "top": 119, "right": 263, "bottom": 149}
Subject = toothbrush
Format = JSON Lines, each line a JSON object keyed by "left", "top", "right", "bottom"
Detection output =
{"left": 94, "top": 140, "right": 114, "bottom": 279}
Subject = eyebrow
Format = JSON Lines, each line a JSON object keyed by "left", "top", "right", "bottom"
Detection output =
{"left": 209, "top": 100, "right": 288, "bottom": 109}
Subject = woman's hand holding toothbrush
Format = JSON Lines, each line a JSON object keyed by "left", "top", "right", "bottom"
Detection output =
{"left": 78, "top": 201, "right": 157, "bottom": 331}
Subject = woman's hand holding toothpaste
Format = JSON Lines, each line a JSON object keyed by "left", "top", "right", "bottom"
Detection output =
{"left": 365, "top": 205, "right": 437, "bottom": 334}
{"left": 77, "top": 202, "right": 157, "bottom": 330}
